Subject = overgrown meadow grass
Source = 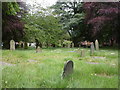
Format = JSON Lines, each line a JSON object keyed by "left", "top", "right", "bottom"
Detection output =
{"left": 1, "top": 47, "right": 118, "bottom": 88}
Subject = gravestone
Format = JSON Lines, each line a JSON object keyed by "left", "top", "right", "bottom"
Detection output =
{"left": 95, "top": 39, "right": 99, "bottom": 50}
{"left": 90, "top": 42, "right": 94, "bottom": 56}
{"left": 19, "top": 41, "right": 24, "bottom": 48}
{"left": 10, "top": 40, "right": 15, "bottom": 50}
{"left": 24, "top": 42, "right": 28, "bottom": 49}
{"left": 62, "top": 60, "right": 74, "bottom": 78}
{"left": 81, "top": 50, "right": 85, "bottom": 57}
{"left": 72, "top": 43, "right": 74, "bottom": 48}
{"left": 36, "top": 46, "right": 41, "bottom": 53}
{"left": 68, "top": 43, "right": 71, "bottom": 48}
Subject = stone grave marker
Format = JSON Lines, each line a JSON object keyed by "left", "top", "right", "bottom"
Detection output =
{"left": 90, "top": 42, "right": 94, "bottom": 56}
{"left": 10, "top": 40, "right": 15, "bottom": 50}
{"left": 68, "top": 43, "right": 71, "bottom": 48}
{"left": 95, "top": 39, "right": 99, "bottom": 50}
{"left": 62, "top": 60, "right": 74, "bottom": 78}
{"left": 24, "top": 42, "right": 28, "bottom": 49}
{"left": 19, "top": 41, "right": 24, "bottom": 48}
{"left": 72, "top": 43, "right": 74, "bottom": 48}
{"left": 36, "top": 46, "right": 41, "bottom": 53}
{"left": 81, "top": 50, "right": 85, "bottom": 57}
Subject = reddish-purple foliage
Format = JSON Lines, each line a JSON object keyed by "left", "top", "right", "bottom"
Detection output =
{"left": 83, "top": 2, "right": 120, "bottom": 35}
{"left": 2, "top": 15, "right": 24, "bottom": 39}
{"left": 2, "top": 2, "right": 26, "bottom": 43}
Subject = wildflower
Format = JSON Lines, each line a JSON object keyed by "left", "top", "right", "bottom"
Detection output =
{"left": 91, "top": 74, "right": 93, "bottom": 75}
{"left": 5, "top": 81, "right": 7, "bottom": 83}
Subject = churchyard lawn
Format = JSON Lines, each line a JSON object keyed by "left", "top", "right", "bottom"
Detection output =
{"left": 1, "top": 47, "right": 118, "bottom": 88}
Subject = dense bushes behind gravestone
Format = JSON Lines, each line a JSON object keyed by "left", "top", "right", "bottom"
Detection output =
{"left": 63, "top": 40, "right": 72, "bottom": 48}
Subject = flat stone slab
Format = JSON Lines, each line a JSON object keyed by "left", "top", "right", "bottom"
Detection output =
{"left": 110, "top": 53, "right": 115, "bottom": 55}
{"left": 0, "top": 61, "right": 15, "bottom": 66}
{"left": 86, "top": 62, "right": 101, "bottom": 64}
{"left": 68, "top": 51, "right": 76, "bottom": 52}
{"left": 28, "top": 60, "right": 38, "bottom": 62}
{"left": 92, "top": 56, "right": 106, "bottom": 59}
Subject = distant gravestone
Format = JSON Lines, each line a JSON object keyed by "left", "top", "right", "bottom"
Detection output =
{"left": 95, "top": 39, "right": 99, "bottom": 50}
{"left": 81, "top": 50, "right": 85, "bottom": 57}
{"left": 90, "top": 42, "right": 94, "bottom": 56}
{"left": 24, "top": 42, "right": 28, "bottom": 49}
{"left": 36, "top": 46, "right": 41, "bottom": 53}
{"left": 68, "top": 44, "right": 71, "bottom": 48}
{"left": 62, "top": 60, "right": 74, "bottom": 78}
{"left": 19, "top": 41, "right": 24, "bottom": 48}
{"left": 10, "top": 40, "right": 15, "bottom": 50}
{"left": 72, "top": 43, "right": 74, "bottom": 48}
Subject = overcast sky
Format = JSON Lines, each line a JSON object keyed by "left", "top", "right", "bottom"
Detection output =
{"left": 26, "top": 0, "right": 58, "bottom": 8}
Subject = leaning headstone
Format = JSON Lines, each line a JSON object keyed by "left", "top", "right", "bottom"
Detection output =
{"left": 62, "top": 60, "right": 74, "bottom": 78}
{"left": 36, "top": 46, "right": 41, "bottom": 53}
{"left": 80, "top": 50, "right": 85, "bottom": 57}
{"left": 90, "top": 42, "right": 94, "bottom": 56}
{"left": 10, "top": 40, "right": 15, "bottom": 50}
{"left": 95, "top": 39, "right": 99, "bottom": 50}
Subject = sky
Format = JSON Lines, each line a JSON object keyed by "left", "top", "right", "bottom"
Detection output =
{"left": 26, "top": 0, "right": 58, "bottom": 8}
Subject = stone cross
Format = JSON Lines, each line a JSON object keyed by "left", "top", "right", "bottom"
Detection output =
{"left": 95, "top": 39, "right": 99, "bottom": 50}
{"left": 62, "top": 60, "right": 74, "bottom": 78}
{"left": 81, "top": 50, "right": 85, "bottom": 57}
{"left": 10, "top": 40, "right": 15, "bottom": 50}
{"left": 90, "top": 42, "right": 94, "bottom": 56}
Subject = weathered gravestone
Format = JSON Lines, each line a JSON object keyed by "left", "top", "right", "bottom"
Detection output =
{"left": 90, "top": 42, "right": 94, "bottom": 56}
{"left": 81, "top": 50, "right": 85, "bottom": 57}
{"left": 36, "top": 46, "right": 41, "bottom": 53}
{"left": 72, "top": 43, "right": 74, "bottom": 48}
{"left": 10, "top": 40, "right": 15, "bottom": 50}
{"left": 62, "top": 60, "right": 74, "bottom": 78}
{"left": 19, "top": 41, "right": 24, "bottom": 48}
{"left": 24, "top": 42, "right": 28, "bottom": 49}
{"left": 95, "top": 39, "right": 99, "bottom": 50}
{"left": 68, "top": 43, "right": 71, "bottom": 48}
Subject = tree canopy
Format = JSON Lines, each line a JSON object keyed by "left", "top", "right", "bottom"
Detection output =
{"left": 2, "top": 1, "right": 119, "bottom": 48}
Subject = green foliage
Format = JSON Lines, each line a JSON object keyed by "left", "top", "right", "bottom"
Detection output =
{"left": 51, "top": 2, "right": 86, "bottom": 44}
{"left": 22, "top": 6, "right": 64, "bottom": 46}
{"left": 2, "top": 2, "right": 25, "bottom": 49}
{"left": 63, "top": 40, "right": 72, "bottom": 45}
{"left": 2, "top": 2, "right": 20, "bottom": 16}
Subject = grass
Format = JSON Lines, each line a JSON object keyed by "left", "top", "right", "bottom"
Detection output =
{"left": 1, "top": 47, "right": 118, "bottom": 88}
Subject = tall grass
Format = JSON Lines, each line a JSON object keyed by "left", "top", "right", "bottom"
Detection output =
{"left": 1, "top": 47, "right": 118, "bottom": 88}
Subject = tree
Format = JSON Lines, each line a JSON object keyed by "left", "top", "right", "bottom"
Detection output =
{"left": 51, "top": 1, "right": 86, "bottom": 46}
{"left": 83, "top": 2, "right": 120, "bottom": 46}
{"left": 22, "top": 5, "right": 64, "bottom": 47}
{"left": 2, "top": 2, "right": 27, "bottom": 48}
